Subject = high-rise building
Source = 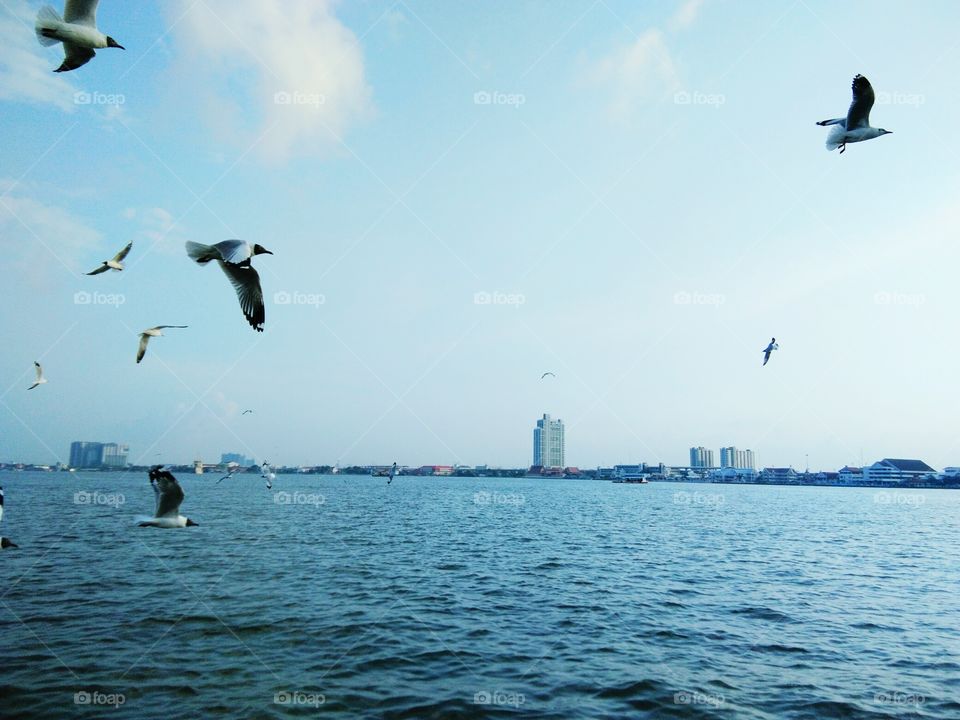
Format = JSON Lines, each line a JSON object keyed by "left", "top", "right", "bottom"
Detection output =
{"left": 69, "top": 441, "right": 128, "bottom": 468}
{"left": 533, "top": 414, "right": 565, "bottom": 468}
{"left": 720, "top": 446, "right": 756, "bottom": 470}
{"left": 221, "top": 452, "right": 253, "bottom": 466}
{"left": 101, "top": 443, "right": 129, "bottom": 467}
{"left": 689, "top": 446, "right": 715, "bottom": 468}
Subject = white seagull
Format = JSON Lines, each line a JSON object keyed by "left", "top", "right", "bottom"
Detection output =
{"left": 0, "top": 486, "right": 17, "bottom": 549}
{"left": 35, "top": 1, "right": 125, "bottom": 73}
{"left": 137, "top": 325, "right": 187, "bottom": 364}
{"left": 87, "top": 241, "right": 132, "bottom": 275}
{"left": 817, "top": 74, "right": 892, "bottom": 153}
{"left": 762, "top": 338, "right": 779, "bottom": 366}
{"left": 386, "top": 462, "right": 398, "bottom": 485}
{"left": 216, "top": 463, "right": 240, "bottom": 485}
{"left": 185, "top": 240, "right": 273, "bottom": 332}
{"left": 139, "top": 466, "right": 198, "bottom": 528}
{"left": 28, "top": 361, "right": 47, "bottom": 390}
{"left": 261, "top": 461, "right": 276, "bottom": 489}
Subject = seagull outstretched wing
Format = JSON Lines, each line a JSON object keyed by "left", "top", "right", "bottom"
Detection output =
{"left": 845, "top": 74, "right": 875, "bottom": 130}
{"left": 64, "top": 0, "right": 99, "bottom": 26}
{"left": 149, "top": 467, "right": 185, "bottom": 518}
{"left": 219, "top": 262, "right": 265, "bottom": 332}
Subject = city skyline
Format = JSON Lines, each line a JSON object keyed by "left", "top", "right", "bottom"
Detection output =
{"left": 2, "top": 2, "right": 960, "bottom": 471}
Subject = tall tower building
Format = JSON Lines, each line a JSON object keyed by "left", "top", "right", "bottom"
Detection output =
{"left": 689, "top": 446, "right": 715, "bottom": 468}
{"left": 720, "top": 446, "right": 756, "bottom": 470}
{"left": 533, "top": 414, "right": 565, "bottom": 468}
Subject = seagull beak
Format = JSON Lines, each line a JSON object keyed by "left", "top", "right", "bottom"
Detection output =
{"left": 186, "top": 519, "right": 199, "bottom": 527}
{"left": 107, "top": 37, "right": 125, "bottom": 49}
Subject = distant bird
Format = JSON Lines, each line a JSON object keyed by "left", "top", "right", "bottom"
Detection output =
{"left": 261, "top": 461, "right": 276, "bottom": 489}
{"left": 0, "top": 486, "right": 17, "bottom": 549}
{"left": 386, "top": 462, "right": 397, "bottom": 485}
{"left": 762, "top": 338, "right": 779, "bottom": 366}
{"left": 817, "top": 74, "right": 892, "bottom": 153}
{"left": 540, "top": 372, "right": 556, "bottom": 380}
{"left": 138, "top": 466, "right": 198, "bottom": 528}
{"left": 185, "top": 240, "right": 273, "bottom": 332}
{"left": 87, "top": 242, "right": 132, "bottom": 275}
{"left": 136, "top": 325, "right": 187, "bottom": 364}
{"left": 27, "top": 361, "right": 47, "bottom": 390}
{"left": 216, "top": 464, "right": 239, "bottom": 484}
{"left": 241, "top": 410, "right": 253, "bottom": 415}
{"left": 35, "top": 1, "right": 125, "bottom": 73}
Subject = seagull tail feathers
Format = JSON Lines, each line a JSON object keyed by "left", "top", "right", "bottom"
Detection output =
{"left": 35, "top": 5, "right": 61, "bottom": 46}
{"left": 185, "top": 241, "right": 217, "bottom": 264}
{"left": 824, "top": 125, "right": 845, "bottom": 151}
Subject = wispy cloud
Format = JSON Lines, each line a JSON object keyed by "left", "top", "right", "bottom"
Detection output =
{"left": 0, "top": 0, "right": 79, "bottom": 111}
{"left": 670, "top": 0, "right": 705, "bottom": 30}
{"left": 168, "top": 0, "right": 372, "bottom": 162}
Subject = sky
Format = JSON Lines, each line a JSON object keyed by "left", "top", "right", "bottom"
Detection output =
{"left": 1, "top": 0, "right": 958, "bottom": 471}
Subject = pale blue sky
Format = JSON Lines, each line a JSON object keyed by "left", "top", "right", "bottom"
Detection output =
{"left": 1, "top": 0, "right": 958, "bottom": 470}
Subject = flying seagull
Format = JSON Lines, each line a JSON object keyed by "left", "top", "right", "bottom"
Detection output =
{"left": 386, "top": 462, "right": 397, "bottom": 485}
{"left": 0, "top": 486, "right": 17, "bottom": 549}
{"left": 139, "top": 466, "right": 198, "bottom": 528}
{"left": 28, "top": 361, "right": 47, "bottom": 390}
{"left": 241, "top": 410, "right": 253, "bottom": 415}
{"left": 540, "top": 372, "right": 556, "bottom": 380}
{"left": 817, "top": 75, "right": 892, "bottom": 153}
{"left": 762, "top": 338, "right": 779, "bottom": 366}
{"left": 185, "top": 240, "right": 273, "bottom": 332}
{"left": 137, "top": 326, "right": 187, "bottom": 364}
{"left": 216, "top": 464, "right": 239, "bottom": 484}
{"left": 87, "top": 242, "right": 132, "bottom": 275}
{"left": 35, "top": 1, "right": 125, "bottom": 73}
{"left": 261, "top": 461, "right": 276, "bottom": 489}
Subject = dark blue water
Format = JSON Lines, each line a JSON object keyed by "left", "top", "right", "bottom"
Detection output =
{"left": 1, "top": 473, "right": 958, "bottom": 718}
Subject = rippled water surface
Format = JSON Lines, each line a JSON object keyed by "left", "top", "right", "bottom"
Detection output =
{"left": 1, "top": 473, "right": 959, "bottom": 718}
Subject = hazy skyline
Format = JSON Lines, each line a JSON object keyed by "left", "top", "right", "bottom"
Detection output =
{"left": 2, "top": 1, "right": 959, "bottom": 471}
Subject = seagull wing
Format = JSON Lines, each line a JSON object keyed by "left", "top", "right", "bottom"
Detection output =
{"left": 763, "top": 350, "right": 771, "bottom": 366}
{"left": 185, "top": 241, "right": 221, "bottom": 264}
{"left": 153, "top": 325, "right": 188, "bottom": 330}
{"left": 218, "top": 261, "right": 265, "bottom": 331}
{"left": 151, "top": 470, "right": 185, "bottom": 518}
{"left": 87, "top": 264, "right": 109, "bottom": 275}
{"left": 34, "top": 362, "right": 44, "bottom": 382}
{"left": 136, "top": 334, "right": 150, "bottom": 363}
{"left": 112, "top": 241, "right": 133, "bottom": 263}
{"left": 56, "top": 43, "right": 95, "bottom": 72}
{"left": 845, "top": 74, "right": 875, "bottom": 129}
{"left": 212, "top": 239, "right": 252, "bottom": 265}
{"left": 64, "top": 0, "right": 98, "bottom": 26}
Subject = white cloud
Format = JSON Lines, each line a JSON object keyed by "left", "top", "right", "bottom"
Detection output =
{"left": 584, "top": 29, "right": 680, "bottom": 122}
{"left": 123, "top": 206, "right": 185, "bottom": 257}
{"left": 0, "top": 0, "right": 79, "bottom": 111}
{"left": 168, "top": 0, "right": 372, "bottom": 162}
{"left": 671, "top": 0, "right": 705, "bottom": 30}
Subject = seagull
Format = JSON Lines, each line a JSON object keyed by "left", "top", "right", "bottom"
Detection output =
{"left": 35, "top": 1, "right": 125, "bottom": 73}
{"left": 386, "top": 462, "right": 397, "bottom": 485}
{"left": 139, "top": 466, "right": 198, "bottom": 528}
{"left": 762, "top": 338, "right": 779, "bottom": 366}
{"left": 540, "top": 372, "right": 556, "bottom": 380}
{"left": 817, "top": 75, "right": 892, "bottom": 153}
{"left": 216, "top": 463, "right": 239, "bottom": 484}
{"left": 87, "top": 242, "right": 132, "bottom": 275}
{"left": 136, "top": 325, "right": 187, "bottom": 364}
{"left": 0, "top": 486, "right": 17, "bottom": 549}
{"left": 261, "top": 461, "right": 276, "bottom": 489}
{"left": 27, "top": 361, "right": 47, "bottom": 390}
{"left": 241, "top": 410, "right": 253, "bottom": 415}
{"left": 185, "top": 240, "right": 273, "bottom": 332}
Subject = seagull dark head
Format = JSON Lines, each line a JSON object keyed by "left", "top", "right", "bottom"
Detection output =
{"left": 106, "top": 37, "right": 124, "bottom": 50}
{"left": 878, "top": 129, "right": 893, "bottom": 136}
{"left": 252, "top": 244, "right": 273, "bottom": 256}
{"left": 1, "top": 538, "right": 18, "bottom": 549}
{"left": 186, "top": 518, "right": 199, "bottom": 527}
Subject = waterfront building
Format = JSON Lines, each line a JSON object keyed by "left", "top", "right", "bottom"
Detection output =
{"left": 759, "top": 467, "right": 798, "bottom": 483}
{"left": 533, "top": 414, "right": 565, "bottom": 468}
{"left": 689, "top": 447, "right": 715, "bottom": 468}
{"left": 221, "top": 452, "right": 254, "bottom": 467}
{"left": 710, "top": 467, "right": 758, "bottom": 482}
{"left": 862, "top": 458, "right": 936, "bottom": 483}
{"left": 720, "top": 447, "right": 756, "bottom": 470}
{"left": 838, "top": 466, "right": 864, "bottom": 485}
{"left": 101, "top": 443, "right": 129, "bottom": 467}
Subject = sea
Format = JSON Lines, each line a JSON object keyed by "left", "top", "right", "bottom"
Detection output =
{"left": 1, "top": 472, "right": 958, "bottom": 719}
